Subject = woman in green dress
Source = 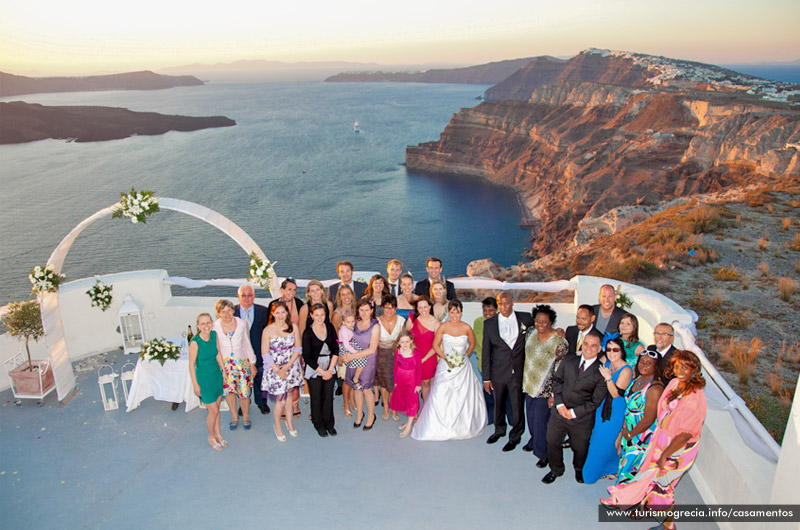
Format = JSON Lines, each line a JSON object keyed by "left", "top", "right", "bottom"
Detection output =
{"left": 619, "top": 313, "right": 645, "bottom": 367}
{"left": 189, "top": 312, "right": 226, "bottom": 450}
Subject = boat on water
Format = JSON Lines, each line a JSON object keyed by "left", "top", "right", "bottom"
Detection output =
{"left": 0, "top": 198, "right": 797, "bottom": 529}
{"left": 354, "top": 120, "right": 360, "bottom": 133}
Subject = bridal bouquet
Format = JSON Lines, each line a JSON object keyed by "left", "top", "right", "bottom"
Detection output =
{"left": 112, "top": 187, "right": 159, "bottom": 224}
{"left": 86, "top": 280, "right": 113, "bottom": 311}
{"left": 445, "top": 348, "right": 465, "bottom": 372}
{"left": 248, "top": 252, "right": 277, "bottom": 289}
{"left": 29, "top": 264, "right": 65, "bottom": 295}
{"left": 140, "top": 338, "right": 181, "bottom": 366}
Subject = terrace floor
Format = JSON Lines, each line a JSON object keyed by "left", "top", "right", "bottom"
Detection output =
{"left": 0, "top": 349, "right": 718, "bottom": 530}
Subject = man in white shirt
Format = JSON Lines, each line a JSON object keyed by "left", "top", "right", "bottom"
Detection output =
{"left": 542, "top": 330, "right": 608, "bottom": 484}
{"left": 327, "top": 260, "right": 367, "bottom": 301}
{"left": 413, "top": 257, "right": 457, "bottom": 300}
{"left": 648, "top": 322, "right": 678, "bottom": 378}
{"left": 386, "top": 259, "right": 403, "bottom": 297}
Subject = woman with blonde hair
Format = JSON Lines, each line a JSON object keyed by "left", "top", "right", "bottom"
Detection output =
{"left": 429, "top": 279, "right": 449, "bottom": 322}
{"left": 189, "top": 312, "right": 225, "bottom": 449}
{"left": 212, "top": 299, "right": 257, "bottom": 430}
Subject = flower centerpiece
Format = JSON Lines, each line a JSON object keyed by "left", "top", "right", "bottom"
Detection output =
{"left": 29, "top": 264, "right": 65, "bottom": 295}
{"left": 140, "top": 338, "right": 181, "bottom": 366}
{"left": 247, "top": 252, "right": 276, "bottom": 289}
{"left": 445, "top": 348, "right": 465, "bottom": 372}
{"left": 111, "top": 187, "right": 160, "bottom": 224}
{"left": 86, "top": 280, "right": 113, "bottom": 311}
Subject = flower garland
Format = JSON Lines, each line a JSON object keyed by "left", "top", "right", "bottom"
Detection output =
{"left": 140, "top": 338, "right": 181, "bottom": 366}
{"left": 111, "top": 187, "right": 160, "bottom": 224}
{"left": 86, "top": 280, "right": 113, "bottom": 311}
{"left": 29, "top": 264, "right": 65, "bottom": 295}
{"left": 248, "top": 252, "right": 276, "bottom": 290}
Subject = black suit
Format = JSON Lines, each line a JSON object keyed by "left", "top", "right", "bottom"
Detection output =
{"left": 234, "top": 303, "right": 269, "bottom": 407}
{"left": 413, "top": 278, "right": 457, "bottom": 300}
{"left": 565, "top": 325, "right": 595, "bottom": 356}
{"left": 328, "top": 281, "right": 367, "bottom": 302}
{"left": 591, "top": 305, "right": 626, "bottom": 334}
{"left": 546, "top": 354, "right": 608, "bottom": 476}
{"left": 482, "top": 311, "right": 534, "bottom": 443}
{"left": 648, "top": 344, "right": 677, "bottom": 379}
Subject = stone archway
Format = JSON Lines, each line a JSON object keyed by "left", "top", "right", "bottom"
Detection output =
{"left": 41, "top": 197, "right": 274, "bottom": 402}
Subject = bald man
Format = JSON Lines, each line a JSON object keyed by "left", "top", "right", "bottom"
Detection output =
{"left": 592, "top": 284, "right": 626, "bottom": 334}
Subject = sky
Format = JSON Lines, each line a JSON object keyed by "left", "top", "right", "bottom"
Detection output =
{"left": 1, "top": 0, "right": 798, "bottom": 76}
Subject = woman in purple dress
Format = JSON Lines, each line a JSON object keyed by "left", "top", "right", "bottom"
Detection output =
{"left": 340, "top": 299, "right": 380, "bottom": 431}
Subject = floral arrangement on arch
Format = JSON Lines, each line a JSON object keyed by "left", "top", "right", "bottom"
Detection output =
{"left": 86, "top": 280, "right": 113, "bottom": 311}
{"left": 615, "top": 285, "right": 634, "bottom": 311}
{"left": 29, "top": 264, "right": 65, "bottom": 295}
{"left": 140, "top": 338, "right": 181, "bottom": 366}
{"left": 111, "top": 188, "right": 160, "bottom": 224}
{"left": 248, "top": 252, "right": 276, "bottom": 290}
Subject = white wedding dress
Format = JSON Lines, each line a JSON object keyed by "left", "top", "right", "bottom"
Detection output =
{"left": 411, "top": 334, "right": 487, "bottom": 441}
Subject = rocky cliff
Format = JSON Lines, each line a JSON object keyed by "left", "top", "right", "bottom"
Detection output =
{"left": 407, "top": 81, "right": 800, "bottom": 257}
{"left": 0, "top": 70, "right": 203, "bottom": 97}
{"left": 0, "top": 101, "right": 235, "bottom": 144}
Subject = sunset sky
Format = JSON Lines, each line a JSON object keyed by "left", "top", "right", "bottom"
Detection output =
{"left": 1, "top": 0, "right": 798, "bottom": 76}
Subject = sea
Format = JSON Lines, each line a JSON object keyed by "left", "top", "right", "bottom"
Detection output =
{"left": 0, "top": 82, "right": 531, "bottom": 304}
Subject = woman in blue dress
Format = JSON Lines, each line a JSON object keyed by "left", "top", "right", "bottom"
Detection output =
{"left": 581, "top": 337, "right": 633, "bottom": 483}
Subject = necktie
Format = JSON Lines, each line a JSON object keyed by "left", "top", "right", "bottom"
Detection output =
{"left": 390, "top": 283, "right": 397, "bottom": 296}
{"left": 243, "top": 310, "right": 251, "bottom": 334}
{"left": 577, "top": 331, "right": 584, "bottom": 352}
{"left": 578, "top": 361, "right": 585, "bottom": 375}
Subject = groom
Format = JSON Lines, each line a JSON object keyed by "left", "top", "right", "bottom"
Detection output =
{"left": 482, "top": 292, "right": 534, "bottom": 451}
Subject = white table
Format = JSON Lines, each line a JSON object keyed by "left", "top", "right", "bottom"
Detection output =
{"left": 125, "top": 337, "right": 201, "bottom": 413}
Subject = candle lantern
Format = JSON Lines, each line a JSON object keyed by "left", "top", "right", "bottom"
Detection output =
{"left": 118, "top": 294, "right": 145, "bottom": 354}
{"left": 97, "top": 365, "right": 119, "bottom": 411}
{"left": 120, "top": 362, "right": 136, "bottom": 403}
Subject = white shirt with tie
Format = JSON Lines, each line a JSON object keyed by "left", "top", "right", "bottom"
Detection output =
{"left": 498, "top": 312, "right": 519, "bottom": 349}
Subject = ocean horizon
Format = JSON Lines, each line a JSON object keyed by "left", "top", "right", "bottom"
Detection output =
{"left": 0, "top": 82, "right": 531, "bottom": 304}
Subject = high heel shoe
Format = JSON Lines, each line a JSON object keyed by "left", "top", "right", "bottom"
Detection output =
{"left": 273, "top": 425, "right": 286, "bottom": 443}
{"left": 288, "top": 428, "right": 298, "bottom": 437}
{"left": 363, "top": 414, "right": 377, "bottom": 431}
{"left": 354, "top": 412, "right": 364, "bottom": 428}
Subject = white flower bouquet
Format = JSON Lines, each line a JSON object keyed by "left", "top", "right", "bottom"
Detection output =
{"left": 86, "top": 280, "right": 113, "bottom": 311}
{"left": 112, "top": 187, "right": 160, "bottom": 224}
{"left": 248, "top": 251, "right": 276, "bottom": 289}
{"left": 140, "top": 338, "right": 181, "bottom": 366}
{"left": 445, "top": 348, "right": 465, "bottom": 372}
{"left": 29, "top": 264, "right": 65, "bottom": 295}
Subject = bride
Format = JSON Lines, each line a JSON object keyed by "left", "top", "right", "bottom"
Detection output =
{"left": 412, "top": 300, "right": 487, "bottom": 441}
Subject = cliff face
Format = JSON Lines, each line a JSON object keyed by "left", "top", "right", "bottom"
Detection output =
{"left": 0, "top": 70, "right": 203, "bottom": 97}
{"left": 407, "top": 81, "right": 800, "bottom": 256}
{"left": 0, "top": 101, "right": 235, "bottom": 144}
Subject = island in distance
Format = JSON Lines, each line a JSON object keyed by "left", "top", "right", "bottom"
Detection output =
{"left": 0, "top": 70, "right": 203, "bottom": 97}
{"left": 0, "top": 101, "right": 235, "bottom": 144}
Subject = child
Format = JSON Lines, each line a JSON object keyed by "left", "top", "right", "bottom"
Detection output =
{"left": 389, "top": 330, "right": 422, "bottom": 438}
{"left": 338, "top": 311, "right": 367, "bottom": 390}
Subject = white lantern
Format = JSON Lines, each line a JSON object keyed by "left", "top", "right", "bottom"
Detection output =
{"left": 97, "top": 365, "right": 119, "bottom": 411}
{"left": 118, "top": 294, "right": 145, "bottom": 354}
{"left": 120, "top": 362, "right": 136, "bottom": 403}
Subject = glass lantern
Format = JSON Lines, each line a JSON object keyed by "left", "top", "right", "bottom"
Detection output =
{"left": 118, "top": 294, "right": 145, "bottom": 355}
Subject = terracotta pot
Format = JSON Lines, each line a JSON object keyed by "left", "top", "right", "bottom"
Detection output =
{"left": 9, "top": 361, "right": 55, "bottom": 396}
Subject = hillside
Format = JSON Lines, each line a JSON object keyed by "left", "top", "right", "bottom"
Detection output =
{"left": 0, "top": 70, "right": 203, "bottom": 97}
{"left": 325, "top": 57, "right": 537, "bottom": 85}
{"left": 0, "top": 101, "right": 235, "bottom": 144}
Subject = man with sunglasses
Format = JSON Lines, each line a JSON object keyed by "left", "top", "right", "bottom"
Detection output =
{"left": 648, "top": 322, "right": 677, "bottom": 378}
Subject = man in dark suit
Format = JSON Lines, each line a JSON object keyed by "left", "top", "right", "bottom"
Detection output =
{"left": 327, "top": 260, "right": 367, "bottom": 302}
{"left": 565, "top": 304, "right": 596, "bottom": 356}
{"left": 235, "top": 284, "right": 270, "bottom": 414}
{"left": 542, "top": 330, "right": 608, "bottom": 484}
{"left": 482, "top": 292, "right": 534, "bottom": 452}
{"left": 413, "top": 257, "right": 457, "bottom": 300}
{"left": 649, "top": 322, "right": 678, "bottom": 378}
{"left": 592, "top": 284, "right": 626, "bottom": 334}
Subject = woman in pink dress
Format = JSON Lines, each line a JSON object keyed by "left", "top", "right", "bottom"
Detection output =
{"left": 405, "top": 295, "right": 439, "bottom": 403}
{"left": 602, "top": 350, "right": 707, "bottom": 530}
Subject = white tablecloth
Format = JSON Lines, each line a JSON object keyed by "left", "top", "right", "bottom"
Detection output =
{"left": 125, "top": 337, "right": 201, "bottom": 413}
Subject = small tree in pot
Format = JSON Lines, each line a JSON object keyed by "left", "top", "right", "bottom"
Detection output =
{"left": 2, "top": 300, "right": 44, "bottom": 370}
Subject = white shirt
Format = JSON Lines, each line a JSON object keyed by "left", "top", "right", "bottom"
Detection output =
{"left": 498, "top": 312, "right": 519, "bottom": 348}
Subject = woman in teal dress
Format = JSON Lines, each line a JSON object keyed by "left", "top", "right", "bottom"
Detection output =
{"left": 614, "top": 350, "right": 665, "bottom": 485}
{"left": 189, "top": 312, "right": 226, "bottom": 450}
{"left": 619, "top": 313, "right": 645, "bottom": 367}
{"left": 581, "top": 338, "right": 633, "bottom": 483}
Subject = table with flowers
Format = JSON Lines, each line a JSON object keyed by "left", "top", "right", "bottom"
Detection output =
{"left": 125, "top": 337, "right": 201, "bottom": 412}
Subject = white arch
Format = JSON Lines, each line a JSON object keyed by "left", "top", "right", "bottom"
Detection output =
{"left": 41, "top": 197, "right": 275, "bottom": 402}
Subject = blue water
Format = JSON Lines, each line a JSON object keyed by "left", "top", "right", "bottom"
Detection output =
{"left": 0, "top": 82, "right": 530, "bottom": 303}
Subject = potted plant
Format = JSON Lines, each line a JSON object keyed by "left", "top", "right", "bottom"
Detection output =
{"left": 2, "top": 300, "right": 55, "bottom": 397}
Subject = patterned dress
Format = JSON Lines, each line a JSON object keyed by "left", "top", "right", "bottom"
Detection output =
{"left": 604, "top": 378, "right": 707, "bottom": 510}
{"left": 615, "top": 378, "right": 663, "bottom": 485}
{"left": 262, "top": 335, "right": 303, "bottom": 401}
